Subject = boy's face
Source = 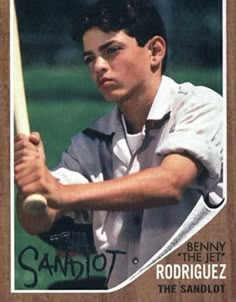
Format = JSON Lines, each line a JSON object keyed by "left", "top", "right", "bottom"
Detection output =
{"left": 82, "top": 27, "right": 154, "bottom": 103}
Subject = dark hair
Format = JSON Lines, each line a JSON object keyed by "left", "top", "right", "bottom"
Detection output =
{"left": 71, "top": 0, "right": 168, "bottom": 73}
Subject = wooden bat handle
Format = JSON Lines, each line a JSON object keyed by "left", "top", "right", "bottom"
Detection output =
{"left": 13, "top": 2, "right": 47, "bottom": 215}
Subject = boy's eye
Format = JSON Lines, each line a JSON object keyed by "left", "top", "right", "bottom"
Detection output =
{"left": 84, "top": 56, "right": 95, "bottom": 65}
{"left": 107, "top": 47, "right": 118, "bottom": 53}
{"left": 106, "top": 46, "right": 121, "bottom": 56}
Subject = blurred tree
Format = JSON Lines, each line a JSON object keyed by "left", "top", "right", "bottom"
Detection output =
{"left": 15, "top": 0, "right": 222, "bottom": 68}
{"left": 166, "top": 0, "right": 222, "bottom": 67}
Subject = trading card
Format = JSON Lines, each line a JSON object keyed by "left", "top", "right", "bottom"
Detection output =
{"left": 0, "top": 0, "right": 235, "bottom": 301}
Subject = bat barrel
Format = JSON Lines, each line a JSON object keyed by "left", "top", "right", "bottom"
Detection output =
{"left": 13, "top": 2, "right": 48, "bottom": 215}
{"left": 13, "top": 3, "right": 30, "bottom": 136}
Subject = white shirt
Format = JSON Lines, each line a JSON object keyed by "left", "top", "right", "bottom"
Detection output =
{"left": 51, "top": 76, "right": 225, "bottom": 289}
{"left": 121, "top": 114, "right": 143, "bottom": 154}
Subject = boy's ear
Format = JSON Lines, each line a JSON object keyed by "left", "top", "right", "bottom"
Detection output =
{"left": 148, "top": 36, "right": 166, "bottom": 68}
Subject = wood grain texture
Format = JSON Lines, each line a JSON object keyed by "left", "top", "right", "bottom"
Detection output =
{"left": 0, "top": 0, "right": 10, "bottom": 301}
{"left": 0, "top": 0, "right": 235, "bottom": 301}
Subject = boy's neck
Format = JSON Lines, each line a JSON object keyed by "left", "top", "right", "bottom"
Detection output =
{"left": 119, "top": 77, "right": 162, "bottom": 134}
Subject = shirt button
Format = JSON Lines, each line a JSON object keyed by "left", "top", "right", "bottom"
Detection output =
{"left": 132, "top": 257, "right": 139, "bottom": 265}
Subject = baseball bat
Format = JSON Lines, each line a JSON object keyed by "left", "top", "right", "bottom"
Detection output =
{"left": 13, "top": 2, "right": 47, "bottom": 215}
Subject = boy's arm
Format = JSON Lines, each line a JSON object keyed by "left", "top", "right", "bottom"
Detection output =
{"left": 15, "top": 133, "right": 200, "bottom": 220}
{"left": 51, "top": 152, "right": 199, "bottom": 211}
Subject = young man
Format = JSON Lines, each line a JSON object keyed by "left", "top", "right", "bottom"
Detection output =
{"left": 15, "top": 0, "right": 224, "bottom": 289}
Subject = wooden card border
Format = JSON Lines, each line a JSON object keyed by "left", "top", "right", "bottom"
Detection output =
{"left": 0, "top": 0, "right": 235, "bottom": 301}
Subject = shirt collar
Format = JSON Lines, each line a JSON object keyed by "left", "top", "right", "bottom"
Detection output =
{"left": 89, "top": 76, "right": 179, "bottom": 136}
{"left": 147, "top": 75, "right": 179, "bottom": 121}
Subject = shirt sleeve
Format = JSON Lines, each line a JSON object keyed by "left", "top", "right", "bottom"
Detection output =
{"left": 156, "top": 85, "right": 223, "bottom": 192}
{"left": 51, "top": 139, "right": 89, "bottom": 185}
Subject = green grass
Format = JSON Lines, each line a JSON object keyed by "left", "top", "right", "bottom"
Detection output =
{"left": 14, "top": 64, "right": 222, "bottom": 290}
{"left": 168, "top": 65, "right": 223, "bottom": 95}
{"left": 23, "top": 65, "right": 100, "bottom": 100}
{"left": 28, "top": 98, "right": 114, "bottom": 168}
